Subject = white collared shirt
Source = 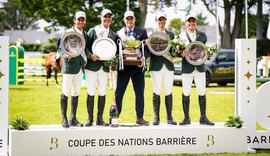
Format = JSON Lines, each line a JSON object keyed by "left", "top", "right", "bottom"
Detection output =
{"left": 101, "top": 24, "right": 109, "bottom": 37}
{"left": 179, "top": 30, "right": 197, "bottom": 46}
{"left": 74, "top": 27, "right": 83, "bottom": 36}
{"left": 126, "top": 27, "right": 135, "bottom": 35}
{"left": 187, "top": 30, "right": 196, "bottom": 42}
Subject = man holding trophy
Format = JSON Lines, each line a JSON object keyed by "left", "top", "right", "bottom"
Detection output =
{"left": 115, "top": 10, "right": 149, "bottom": 126}
{"left": 58, "top": 11, "right": 89, "bottom": 128}
{"left": 178, "top": 15, "right": 214, "bottom": 126}
{"left": 84, "top": 9, "right": 117, "bottom": 127}
{"left": 149, "top": 12, "right": 177, "bottom": 126}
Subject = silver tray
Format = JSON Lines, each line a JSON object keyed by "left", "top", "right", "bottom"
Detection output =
{"left": 148, "top": 31, "right": 171, "bottom": 56}
{"left": 60, "top": 31, "right": 85, "bottom": 57}
{"left": 92, "top": 38, "right": 117, "bottom": 60}
{"left": 185, "top": 41, "right": 207, "bottom": 66}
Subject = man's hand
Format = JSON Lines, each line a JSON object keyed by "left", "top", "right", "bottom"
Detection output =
{"left": 67, "top": 53, "right": 74, "bottom": 60}
{"left": 181, "top": 50, "right": 189, "bottom": 57}
{"left": 123, "top": 48, "right": 132, "bottom": 54}
{"left": 138, "top": 57, "right": 145, "bottom": 68}
{"left": 91, "top": 54, "right": 100, "bottom": 61}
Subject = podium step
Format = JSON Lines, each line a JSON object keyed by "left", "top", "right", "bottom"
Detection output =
{"left": 9, "top": 122, "right": 248, "bottom": 156}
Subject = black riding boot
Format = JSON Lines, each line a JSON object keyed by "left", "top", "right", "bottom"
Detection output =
{"left": 165, "top": 94, "right": 177, "bottom": 125}
{"left": 96, "top": 96, "right": 109, "bottom": 126}
{"left": 69, "top": 96, "right": 83, "bottom": 127}
{"left": 152, "top": 93, "right": 160, "bottom": 125}
{"left": 179, "top": 94, "right": 191, "bottom": 125}
{"left": 199, "top": 95, "right": 215, "bottom": 126}
{"left": 85, "top": 94, "right": 94, "bottom": 127}
{"left": 60, "top": 94, "right": 69, "bottom": 128}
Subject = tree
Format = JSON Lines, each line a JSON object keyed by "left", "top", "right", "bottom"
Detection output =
{"left": 240, "top": 13, "right": 269, "bottom": 39}
{"left": 0, "top": 0, "right": 38, "bottom": 32}
{"left": 257, "top": 0, "right": 263, "bottom": 39}
{"left": 196, "top": 12, "right": 209, "bottom": 26}
{"left": 200, "top": 0, "right": 257, "bottom": 49}
{"left": 168, "top": 18, "right": 183, "bottom": 36}
{"left": 19, "top": 0, "right": 140, "bottom": 32}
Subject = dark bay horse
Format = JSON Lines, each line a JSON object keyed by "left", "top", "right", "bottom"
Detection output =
{"left": 44, "top": 52, "right": 62, "bottom": 88}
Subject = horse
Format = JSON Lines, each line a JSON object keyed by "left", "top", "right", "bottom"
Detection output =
{"left": 44, "top": 52, "right": 63, "bottom": 88}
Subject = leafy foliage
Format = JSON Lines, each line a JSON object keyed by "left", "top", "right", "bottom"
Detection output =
{"left": 0, "top": 0, "right": 38, "bottom": 31}
{"left": 168, "top": 18, "right": 183, "bottom": 37}
{"left": 170, "top": 38, "right": 185, "bottom": 57}
{"left": 196, "top": 12, "right": 208, "bottom": 26}
{"left": 41, "top": 43, "right": 57, "bottom": 54}
{"left": 225, "top": 116, "right": 243, "bottom": 128}
{"left": 103, "top": 55, "right": 118, "bottom": 70}
{"left": 257, "top": 39, "right": 270, "bottom": 57}
{"left": 240, "top": 14, "right": 269, "bottom": 39}
{"left": 19, "top": 0, "right": 140, "bottom": 32}
{"left": 205, "top": 43, "right": 220, "bottom": 55}
{"left": 20, "top": 43, "right": 41, "bottom": 51}
{"left": 11, "top": 116, "right": 30, "bottom": 130}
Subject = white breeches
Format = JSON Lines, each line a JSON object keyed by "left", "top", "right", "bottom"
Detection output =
{"left": 85, "top": 68, "right": 109, "bottom": 96}
{"left": 62, "top": 69, "right": 83, "bottom": 97}
{"left": 150, "top": 64, "right": 174, "bottom": 95}
{"left": 182, "top": 69, "right": 206, "bottom": 96}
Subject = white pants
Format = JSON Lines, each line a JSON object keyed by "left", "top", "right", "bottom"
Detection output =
{"left": 85, "top": 68, "right": 109, "bottom": 96}
{"left": 182, "top": 69, "right": 206, "bottom": 96}
{"left": 150, "top": 64, "right": 174, "bottom": 95}
{"left": 62, "top": 69, "right": 83, "bottom": 97}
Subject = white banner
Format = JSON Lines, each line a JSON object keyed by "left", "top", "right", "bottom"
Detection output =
{"left": 9, "top": 123, "right": 247, "bottom": 156}
{"left": 0, "top": 37, "right": 9, "bottom": 156}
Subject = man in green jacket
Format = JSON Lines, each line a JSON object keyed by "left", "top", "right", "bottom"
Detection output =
{"left": 84, "top": 9, "right": 117, "bottom": 127}
{"left": 59, "top": 11, "right": 89, "bottom": 128}
{"left": 178, "top": 15, "right": 214, "bottom": 126}
{"left": 149, "top": 12, "right": 177, "bottom": 126}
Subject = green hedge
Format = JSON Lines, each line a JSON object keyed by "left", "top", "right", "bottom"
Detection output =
{"left": 19, "top": 43, "right": 41, "bottom": 52}
{"left": 40, "top": 43, "right": 57, "bottom": 54}
{"left": 257, "top": 39, "right": 270, "bottom": 57}
{"left": 10, "top": 42, "right": 57, "bottom": 54}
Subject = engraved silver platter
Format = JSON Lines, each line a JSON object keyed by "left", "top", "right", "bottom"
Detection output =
{"left": 92, "top": 38, "right": 117, "bottom": 60}
{"left": 185, "top": 41, "right": 207, "bottom": 66}
{"left": 60, "top": 31, "right": 85, "bottom": 57}
{"left": 148, "top": 31, "right": 171, "bottom": 56}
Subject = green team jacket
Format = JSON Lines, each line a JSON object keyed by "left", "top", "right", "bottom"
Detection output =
{"left": 85, "top": 25, "right": 117, "bottom": 73}
{"left": 181, "top": 30, "right": 207, "bottom": 73}
{"left": 59, "top": 27, "right": 89, "bottom": 74}
{"left": 149, "top": 29, "right": 175, "bottom": 71}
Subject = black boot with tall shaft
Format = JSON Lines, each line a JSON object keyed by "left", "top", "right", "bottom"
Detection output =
{"left": 60, "top": 94, "right": 69, "bottom": 128}
{"left": 85, "top": 94, "right": 94, "bottom": 127}
{"left": 152, "top": 93, "right": 160, "bottom": 125}
{"left": 165, "top": 94, "right": 177, "bottom": 125}
{"left": 199, "top": 95, "right": 215, "bottom": 126}
{"left": 70, "top": 96, "right": 83, "bottom": 127}
{"left": 179, "top": 94, "right": 191, "bottom": 125}
{"left": 96, "top": 96, "right": 109, "bottom": 126}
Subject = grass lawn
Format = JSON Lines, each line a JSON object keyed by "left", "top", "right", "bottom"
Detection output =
{"left": 9, "top": 77, "right": 236, "bottom": 125}
{"left": 9, "top": 77, "right": 270, "bottom": 155}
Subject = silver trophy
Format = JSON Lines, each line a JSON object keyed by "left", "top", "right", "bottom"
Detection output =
{"left": 185, "top": 41, "right": 207, "bottom": 66}
{"left": 60, "top": 31, "right": 85, "bottom": 57}
{"left": 148, "top": 31, "right": 171, "bottom": 56}
{"left": 92, "top": 38, "right": 117, "bottom": 60}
